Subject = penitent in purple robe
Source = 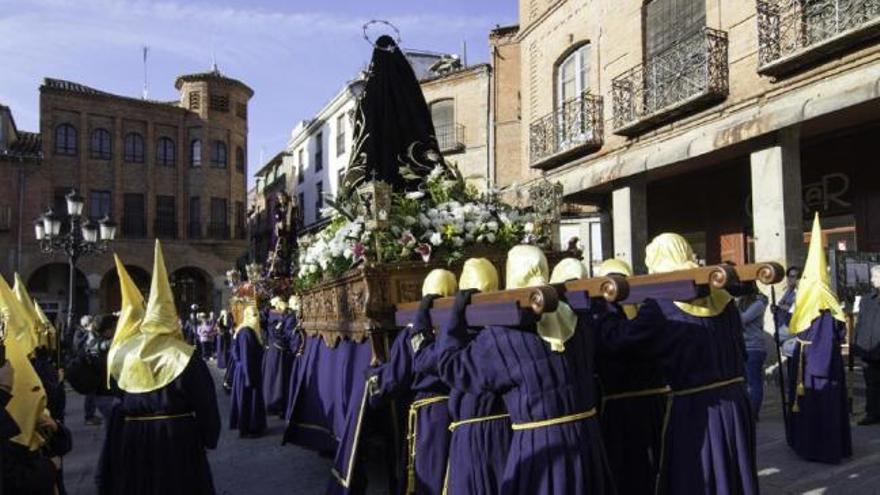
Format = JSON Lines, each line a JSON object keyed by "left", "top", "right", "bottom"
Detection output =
{"left": 598, "top": 298, "right": 758, "bottom": 495}
{"left": 416, "top": 328, "right": 510, "bottom": 495}
{"left": 368, "top": 308, "right": 451, "bottom": 495}
{"left": 215, "top": 318, "right": 233, "bottom": 369}
{"left": 596, "top": 304, "right": 667, "bottom": 495}
{"left": 98, "top": 356, "right": 220, "bottom": 495}
{"left": 262, "top": 311, "right": 296, "bottom": 416}
{"left": 786, "top": 312, "right": 852, "bottom": 464}
{"left": 437, "top": 307, "right": 612, "bottom": 495}
{"left": 229, "top": 327, "right": 267, "bottom": 437}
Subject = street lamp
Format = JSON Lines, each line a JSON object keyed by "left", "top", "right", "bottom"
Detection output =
{"left": 37, "top": 188, "right": 116, "bottom": 341}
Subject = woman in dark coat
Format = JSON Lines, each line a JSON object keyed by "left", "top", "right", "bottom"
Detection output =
{"left": 594, "top": 233, "right": 759, "bottom": 495}
{"left": 100, "top": 243, "right": 220, "bottom": 495}
{"left": 229, "top": 304, "right": 267, "bottom": 437}
{"left": 437, "top": 246, "right": 613, "bottom": 495}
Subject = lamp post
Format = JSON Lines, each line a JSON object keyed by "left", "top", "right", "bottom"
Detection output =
{"left": 35, "top": 189, "right": 116, "bottom": 343}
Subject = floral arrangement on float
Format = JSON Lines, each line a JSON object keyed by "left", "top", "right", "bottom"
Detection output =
{"left": 294, "top": 161, "right": 545, "bottom": 292}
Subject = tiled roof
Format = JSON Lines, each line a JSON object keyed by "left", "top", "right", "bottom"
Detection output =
{"left": 174, "top": 70, "right": 254, "bottom": 97}
{"left": 41, "top": 78, "right": 182, "bottom": 108}
{"left": 2, "top": 131, "right": 42, "bottom": 159}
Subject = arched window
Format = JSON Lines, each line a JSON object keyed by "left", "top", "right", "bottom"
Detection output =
{"left": 124, "top": 132, "right": 145, "bottom": 163}
{"left": 190, "top": 139, "right": 202, "bottom": 167}
{"left": 156, "top": 137, "right": 176, "bottom": 167}
{"left": 90, "top": 128, "right": 111, "bottom": 160}
{"left": 54, "top": 123, "right": 77, "bottom": 155}
{"left": 430, "top": 99, "right": 457, "bottom": 151}
{"left": 235, "top": 146, "right": 245, "bottom": 172}
{"left": 556, "top": 43, "right": 591, "bottom": 107}
{"left": 211, "top": 140, "right": 227, "bottom": 168}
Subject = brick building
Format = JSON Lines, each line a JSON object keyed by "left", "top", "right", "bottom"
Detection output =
{"left": 0, "top": 69, "right": 252, "bottom": 318}
{"left": 493, "top": 0, "right": 880, "bottom": 276}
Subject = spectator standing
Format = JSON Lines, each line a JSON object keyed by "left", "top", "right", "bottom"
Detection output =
{"left": 854, "top": 265, "right": 880, "bottom": 426}
{"left": 739, "top": 289, "right": 769, "bottom": 418}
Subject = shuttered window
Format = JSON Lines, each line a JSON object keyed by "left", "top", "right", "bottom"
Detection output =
{"left": 644, "top": 0, "right": 706, "bottom": 59}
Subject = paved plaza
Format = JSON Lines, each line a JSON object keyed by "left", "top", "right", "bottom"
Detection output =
{"left": 62, "top": 364, "right": 880, "bottom": 495}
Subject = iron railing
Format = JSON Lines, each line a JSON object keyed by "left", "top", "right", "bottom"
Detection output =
{"left": 435, "top": 123, "right": 465, "bottom": 153}
{"left": 612, "top": 27, "right": 729, "bottom": 136}
{"left": 208, "top": 222, "right": 230, "bottom": 240}
{"left": 757, "top": 0, "right": 880, "bottom": 73}
{"left": 154, "top": 218, "right": 177, "bottom": 239}
{"left": 529, "top": 91, "right": 604, "bottom": 169}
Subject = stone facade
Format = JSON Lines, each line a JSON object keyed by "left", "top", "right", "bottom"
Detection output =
{"left": 421, "top": 64, "right": 491, "bottom": 190}
{"left": 502, "top": 0, "right": 880, "bottom": 279}
{"left": 0, "top": 71, "right": 253, "bottom": 316}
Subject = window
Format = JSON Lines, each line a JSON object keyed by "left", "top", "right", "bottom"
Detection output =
{"left": 155, "top": 195, "right": 176, "bottom": 238}
{"left": 209, "top": 94, "right": 229, "bottom": 112}
{"left": 643, "top": 0, "right": 705, "bottom": 60}
{"left": 297, "top": 149, "right": 304, "bottom": 183}
{"left": 188, "top": 196, "right": 201, "bottom": 238}
{"left": 235, "top": 146, "right": 245, "bottom": 173}
{"left": 156, "top": 137, "right": 176, "bottom": 167}
{"left": 315, "top": 181, "right": 323, "bottom": 219}
{"left": 557, "top": 43, "right": 591, "bottom": 105}
{"left": 190, "top": 139, "right": 202, "bottom": 167}
{"left": 336, "top": 114, "right": 346, "bottom": 156}
{"left": 189, "top": 92, "right": 201, "bottom": 110}
{"left": 430, "top": 99, "right": 455, "bottom": 131}
{"left": 122, "top": 193, "right": 145, "bottom": 238}
{"left": 54, "top": 124, "right": 77, "bottom": 155}
{"left": 90, "top": 128, "right": 111, "bottom": 160}
{"left": 89, "top": 191, "right": 111, "bottom": 222}
{"left": 314, "top": 133, "right": 323, "bottom": 172}
{"left": 210, "top": 198, "right": 228, "bottom": 239}
{"left": 235, "top": 201, "right": 246, "bottom": 239}
{"left": 124, "top": 132, "right": 145, "bottom": 163}
{"left": 211, "top": 140, "right": 227, "bottom": 168}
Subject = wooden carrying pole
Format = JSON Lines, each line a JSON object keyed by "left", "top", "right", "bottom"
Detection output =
{"left": 394, "top": 262, "right": 785, "bottom": 329}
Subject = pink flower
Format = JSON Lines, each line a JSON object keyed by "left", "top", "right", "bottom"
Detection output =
{"left": 352, "top": 242, "right": 366, "bottom": 260}
{"left": 415, "top": 243, "right": 432, "bottom": 263}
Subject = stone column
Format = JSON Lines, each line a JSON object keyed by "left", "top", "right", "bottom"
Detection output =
{"left": 750, "top": 127, "right": 804, "bottom": 272}
{"left": 612, "top": 175, "right": 648, "bottom": 273}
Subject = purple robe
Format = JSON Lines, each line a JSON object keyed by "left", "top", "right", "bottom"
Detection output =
{"left": 417, "top": 329, "right": 510, "bottom": 495}
{"left": 229, "top": 327, "right": 267, "bottom": 437}
{"left": 599, "top": 298, "right": 758, "bottom": 495}
{"left": 786, "top": 312, "right": 852, "bottom": 464}
{"left": 596, "top": 304, "right": 667, "bottom": 495}
{"left": 437, "top": 306, "right": 612, "bottom": 495}
{"left": 98, "top": 356, "right": 220, "bottom": 495}
{"left": 368, "top": 310, "right": 451, "bottom": 495}
{"left": 283, "top": 335, "right": 339, "bottom": 452}
{"left": 262, "top": 311, "right": 295, "bottom": 415}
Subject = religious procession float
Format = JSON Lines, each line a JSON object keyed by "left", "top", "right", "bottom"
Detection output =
{"left": 226, "top": 28, "right": 789, "bottom": 493}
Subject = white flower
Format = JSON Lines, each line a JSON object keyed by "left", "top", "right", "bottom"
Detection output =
{"left": 452, "top": 237, "right": 464, "bottom": 247}
{"left": 486, "top": 233, "right": 496, "bottom": 243}
{"left": 405, "top": 191, "right": 425, "bottom": 200}
{"left": 429, "top": 232, "right": 443, "bottom": 246}
{"left": 524, "top": 222, "right": 535, "bottom": 234}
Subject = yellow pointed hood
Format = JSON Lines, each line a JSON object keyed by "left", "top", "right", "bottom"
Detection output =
{"left": 111, "top": 241, "right": 194, "bottom": 393}
{"left": 0, "top": 275, "right": 48, "bottom": 450}
{"left": 107, "top": 254, "right": 147, "bottom": 388}
{"left": 645, "top": 233, "right": 732, "bottom": 317}
{"left": 32, "top": 299, "right": 57, "bottom": 349}
{"left": 12, "top": 273, "right": 40, "bottom": 352}
{"left": 234, "top": 304, "right": 263, "bottom": 345}
{"left": 506, "top": 245, "right": 577, "bottom": 353}
{"left": 789, "top": 214, "right": 846, "bottom": 334}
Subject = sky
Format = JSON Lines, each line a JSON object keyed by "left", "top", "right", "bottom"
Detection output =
{"left": 0, "top": 0, "right": 518, "bottom": 187}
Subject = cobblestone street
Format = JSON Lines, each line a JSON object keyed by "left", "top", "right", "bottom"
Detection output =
{"left": 61, "top": 363, "right": 880, "bottom": 494}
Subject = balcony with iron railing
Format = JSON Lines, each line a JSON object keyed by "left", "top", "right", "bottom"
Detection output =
{"left": 611, "top": 27, "right": 729, "bottom": 137}
{"left": 435, "top": 123, "right": 465, "bottom": 154}
{"left": 529, "top": 91, "right": 604, "bottom": 170}
{"left": 757, "top": 0, "right": 880, "bottom": 76}
{"left": 208, "top": 222, "right": 230, "bottom": 240}
{"left": 154, "top": 218, "right": 177, "bottom": 239}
